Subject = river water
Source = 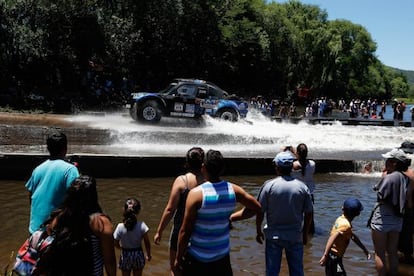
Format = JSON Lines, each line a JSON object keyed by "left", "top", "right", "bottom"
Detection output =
{"left": 1, "top": 173, "right": 382, "bottom": 275}
{"left": 1, "top": 107, "right": 414, "bottom": 275}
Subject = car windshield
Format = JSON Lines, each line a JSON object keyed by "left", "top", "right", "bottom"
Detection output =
{"left": 160, "top": 83, "right": 177, "bottom": 94}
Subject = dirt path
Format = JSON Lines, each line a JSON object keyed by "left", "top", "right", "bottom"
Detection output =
{"left": 0, "top": 112, "right": 77, "bottom": 127}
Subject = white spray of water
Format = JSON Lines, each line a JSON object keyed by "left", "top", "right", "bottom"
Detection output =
{"left": 67, "top": 110, "right": 414, "bottom": 160}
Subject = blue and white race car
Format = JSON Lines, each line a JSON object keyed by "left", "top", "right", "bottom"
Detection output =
{"left": 126, "top": 79, "right": 248, "bottom": 123}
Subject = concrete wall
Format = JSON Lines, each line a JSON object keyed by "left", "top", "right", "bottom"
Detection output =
{"left": 0, "top": 153, "right": 355, "bottom": 180}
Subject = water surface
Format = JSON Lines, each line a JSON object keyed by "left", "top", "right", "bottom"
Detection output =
{"left": 0, "top": 173, "right": 382, "bottom": 275}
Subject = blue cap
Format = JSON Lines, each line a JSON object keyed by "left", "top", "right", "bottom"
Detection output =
{"left": 273, "top": 151, "right": 295, "bottom": 168}
{"left": 343, "top": 197, "right": 363, "bottom": 215}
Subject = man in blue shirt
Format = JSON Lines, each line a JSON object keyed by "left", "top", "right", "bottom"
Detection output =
{"left": 26, "top": 130, "right": 79, "bottom": 234}
{"left": 256, "top": 150, "right": 313, "bottom": 276}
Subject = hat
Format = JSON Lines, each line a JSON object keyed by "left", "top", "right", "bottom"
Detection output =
{"left": 381, "top": 148, "right": 409, "bottom": 162}
{"left": 273, "top": 151, "right": 295, "bottom": 167}
{"left": 343, "top": 197, "right": 363, "bottom": 215}
{"left": 399, "top": 141, "right": 414, "bottom": 154}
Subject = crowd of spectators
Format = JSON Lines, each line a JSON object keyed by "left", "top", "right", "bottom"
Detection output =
{"left": 249, "top": 95, "right": 413, "bottom": 121}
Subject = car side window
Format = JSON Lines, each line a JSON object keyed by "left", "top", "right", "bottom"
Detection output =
{"left": 207, "top": 85, "right": 223, "bottom": 99}
{"left": 196, "top": 88, "right": 208, "bottom": 99}
{"left": 177, "top": 84, "right": 197, "bottom": 97}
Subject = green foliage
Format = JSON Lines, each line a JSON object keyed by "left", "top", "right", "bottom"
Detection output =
{"left": 0, "top": 0, "right": 410, "bottom": 111}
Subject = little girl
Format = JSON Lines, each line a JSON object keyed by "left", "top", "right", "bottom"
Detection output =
{"left": 114, "top": 198, "right": 151, "bottom": 276}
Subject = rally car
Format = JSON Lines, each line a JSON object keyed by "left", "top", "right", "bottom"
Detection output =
{"left": 126, "top": 79, "right": 248, "bottom": 123}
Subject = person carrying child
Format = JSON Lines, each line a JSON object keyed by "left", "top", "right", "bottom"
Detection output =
{"left": 114, "top": 198, "right": 152, "bottom": 276}
{"left": 319, "top": 197, "right": 371, "bottom": 275}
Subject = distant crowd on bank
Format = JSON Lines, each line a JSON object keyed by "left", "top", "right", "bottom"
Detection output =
{"left": 250, "top": 95, "right": 414, "bottom": 121}
{"left": 14, "top": 129, "right": 414, "bottom": 276}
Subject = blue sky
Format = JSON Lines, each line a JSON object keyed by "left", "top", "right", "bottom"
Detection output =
{"left": 273, "top": 0, "right": 414, "bottom": 71}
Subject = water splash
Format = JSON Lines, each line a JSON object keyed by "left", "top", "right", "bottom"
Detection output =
{"left": 67, "top": 110, "right": 414, "bottom": 160}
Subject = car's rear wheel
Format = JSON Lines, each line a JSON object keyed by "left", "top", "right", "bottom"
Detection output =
{"left": 218, "top": 108, "right": 238, "bottom": 121}
{"left": 137, "top": 100, "right": 162, "bottom": 123}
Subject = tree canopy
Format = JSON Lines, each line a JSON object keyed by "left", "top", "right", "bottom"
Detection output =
{"left": 0, "top": 0, "right": 409, "bottom": 111}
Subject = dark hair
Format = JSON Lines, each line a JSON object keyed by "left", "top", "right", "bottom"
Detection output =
{"left": 41, "top": 175, "right": 102, "bottom": 275}
{"left": 50, "top": 176, "right": 103, "bottom": 234}
{"left": 46, "top": 130, "right": 67, "bottom": 156}
{"left": 185, "top": 147, "right": 204, "bottom": 171}
{"left": 64, "top": 175, "right": 102, "bottom": 215}
{"left": 204, "top": 150, "right": 225, "bottom": 177}
{"left": 396, "top": 159, "right": 410, "bottom": 172}
{"left": 296, "top": 143, "right": 308, "bottom": 176}
{"left": 123, "top": 198, "right": 141, "bottom": 231}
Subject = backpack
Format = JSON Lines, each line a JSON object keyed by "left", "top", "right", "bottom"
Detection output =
{"left": 37, "top": 226, "right": 94, "bottom": 275}
{"left": 13, "top": 230, "right": 55, "bottom": 276}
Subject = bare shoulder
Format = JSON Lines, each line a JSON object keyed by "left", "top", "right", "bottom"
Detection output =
{"left": 90, "top": 213, "right": 112, "bottom": 234}
{"left": 292, "top": 160, "right": 301, "bottom": 170}
{"left": 230, "top": 183, "right": 246, "bottom": 194}
{"left": 171, "top": 174, "right": 187, "bottom": 191}
{"left": 404, "top": 168, "right": 414, "bottom": 180}
{"left": 187, "top": 186, "right": 203, "bottom": 208}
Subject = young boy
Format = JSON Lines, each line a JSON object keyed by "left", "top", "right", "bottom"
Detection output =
{"left": 319, "top": 197, "right": 371, "bottom": 275}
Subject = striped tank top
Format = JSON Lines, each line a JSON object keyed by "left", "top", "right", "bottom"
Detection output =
{"left": 187, "top": 181, "right": 236, "bottom": 262}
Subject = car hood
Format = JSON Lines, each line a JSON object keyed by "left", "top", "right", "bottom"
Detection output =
{"left": 131, "top": 92, "right": 159, "bottom": 100}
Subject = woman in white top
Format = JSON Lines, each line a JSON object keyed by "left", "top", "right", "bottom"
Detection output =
{"left": 292, "top": 143, "right": 316, "bottom": 233}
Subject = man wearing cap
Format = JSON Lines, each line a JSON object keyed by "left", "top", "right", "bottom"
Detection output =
{"left": 319, "top": 198, "right": 370, "bottom": 275}
{"left": 255, "top": 150, "right": 313, "bottom": 276}
{"left": 369, "top": 148, "right": 410, "bottom": 275}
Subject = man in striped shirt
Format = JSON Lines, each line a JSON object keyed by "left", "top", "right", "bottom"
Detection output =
{"left": 175, "top": 149, "right": 261, "bottom": 275}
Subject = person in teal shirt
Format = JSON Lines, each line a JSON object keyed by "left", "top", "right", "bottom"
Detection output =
{"left": 25, "top": 130, "right": 79, "bottom": 234}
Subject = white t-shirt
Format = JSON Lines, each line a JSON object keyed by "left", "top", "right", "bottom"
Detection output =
{"left": 292, "top": 159, "right": 316, "bottom": 194}
{"left": 113, "top": 221, "right": 149, "bottom": 249}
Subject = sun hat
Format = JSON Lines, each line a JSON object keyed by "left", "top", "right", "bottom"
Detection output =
{"left": 381, "top": 148, "right": 409, "bottom": 162}
{"left": 343, "top": 197, "right": 363, "bottom": 216}
{"left": 399, "top": 141, "right": 414, "bottom": 154}
{"left": 273, "top": 150, "right": 295, "bottom": 168}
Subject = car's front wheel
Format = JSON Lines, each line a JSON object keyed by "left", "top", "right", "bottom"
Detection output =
{"left": 136, "top": 100, "right": 162, "bottom": 123}
{"left": 217, "top": 108, "right": 238, "bottom": 121}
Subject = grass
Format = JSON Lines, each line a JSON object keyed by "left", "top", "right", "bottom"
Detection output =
{"left": 1, "top": 251, "right": 15, "bottom": 276}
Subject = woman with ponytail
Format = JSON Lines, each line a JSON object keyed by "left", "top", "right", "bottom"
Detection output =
{"left": 292, "top": 143, "right": 316, "bottom": 234}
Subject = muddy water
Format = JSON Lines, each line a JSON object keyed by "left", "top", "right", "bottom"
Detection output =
{"left": 0, "top": 173, "right": 385, "bottom": 275}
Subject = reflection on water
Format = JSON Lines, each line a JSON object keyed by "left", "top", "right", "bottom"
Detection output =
{"left": 0, "top": 173, "right": 382, "bottom": 275}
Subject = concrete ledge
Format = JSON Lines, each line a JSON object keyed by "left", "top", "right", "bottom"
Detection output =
{"left": 271, "top": 116, "right": 413, "bottom": 127}
{"left": 0, "top": 153, "right": 355, "bottom": 180}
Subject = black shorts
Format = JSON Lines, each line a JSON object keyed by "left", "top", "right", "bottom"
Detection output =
{"left": 169, "top": 227, "right": 179, "bottom": 251}
{"left": 325, "top": 252, "right": 346, "bottom": 276}
{"left": 182, "top": 253, "right": 232, "bottom": 276}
